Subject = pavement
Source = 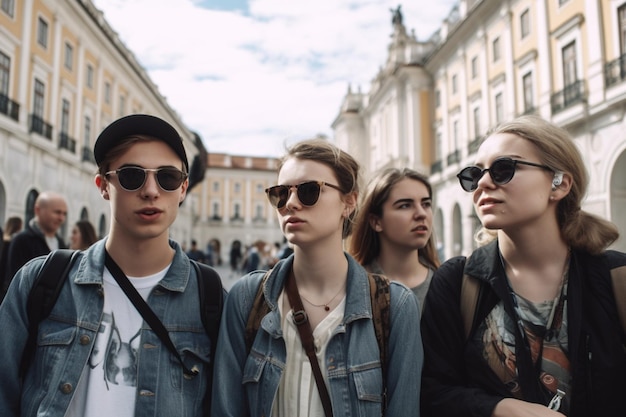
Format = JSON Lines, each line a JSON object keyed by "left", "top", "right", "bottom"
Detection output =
{"left": 208, "top": 263, "right": 252, "bottom": 291}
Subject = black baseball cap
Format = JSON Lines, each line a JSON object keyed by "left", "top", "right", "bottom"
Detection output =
{"left": 94, "top": 114, "right": 189, "bottom": 171}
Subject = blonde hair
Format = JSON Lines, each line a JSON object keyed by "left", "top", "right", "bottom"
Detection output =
{"left": 279, "top": 138, "right": 360, "bottom": 238}
{"left": 350, "top": 167, "right": 440, "bottom": 269}
{"left": 475, "top": 115, "right": 618, "bottom": 254}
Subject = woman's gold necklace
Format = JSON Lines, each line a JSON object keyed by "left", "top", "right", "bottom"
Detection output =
{"left": 299, "top": 285, "right": 345, "bottom": 311}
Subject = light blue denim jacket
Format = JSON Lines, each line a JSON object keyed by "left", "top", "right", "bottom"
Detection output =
{"left": 212, "top": 253, "right": 423, "bottom": 416}
{"left": 0, "top": 239, "right": 212, "bottom": 417}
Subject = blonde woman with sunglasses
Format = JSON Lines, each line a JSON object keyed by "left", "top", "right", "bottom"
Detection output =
{"left": 420, "top": 115, "right": 626, "bottom": 417}
{"left": 212, "top": 138, "right": 422, "bottom": 417}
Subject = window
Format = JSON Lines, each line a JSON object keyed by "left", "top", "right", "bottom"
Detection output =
{"left": 558, "top": 0, "right": 569, "bottom": 6}
{"left": 520, "top": 9, "right": 530, "bottom": 39}
{"left": 233, "top": 203, "right": 241, "bottom": 219}
{"left": 619, "top": 5, "right": 626, "bottom": 55}
{"left": 37, "top": 17, "right": 48, "bottom": 48}
{"left": 452, "top": 120, "right": 459, "bottom": 149}
{"left": 435, "top": 89, "right": 441, "bottom": 107}
{"left": 64, "top": 43, "right": 73, "bottom": 70}
{"left": 473, "top": 107, "right": 481, "bottom": 138}
{"left": 212, "top": 181, "right": 219, "bottom": 192}
{"left": 1, "top": 0, "right": 15, "bottom": 17}
{"left": 61, "top": 99, "right": 70, "bottom": 134}
{"left": 471, "top": 56, "right": 478, "bottom": 79}
{"left": 492, "top": 37, "right": 501, "bottom": 62}
{"left": 84, "top": 115, "right": 91, "bottom": 145}
{"left": 0, "top": 51, "right": 9, "bottom": 96}
{"left": 118, "top": 95, "right": 126, "bottom": 116}
{"left": 451, "top": 74, "right": 458, "bottom": 94}
{"left": 104, "top": 82, "right": 111, "bottom": 104}
{"left": 234, "top": 183, "right": 241, "bottom": 193}
{"left": 495, "top": 93, "right": 503, "bottom": 123}
{"left": 212, "top": 202, "right": 220, "bottom": 218}
{"left": 523, "top": 72, "right": 534, "bottom": 112}
{"left": 255, "top": 205, "right": 263, "bottom": 219}
{"left": 33, "top": 79, "right": 45, "bottom": 117}
{"left": 256, "top": 184, "right": 263, "bottom": 193}
{"left": 562, "top": 41, "right": 577, "bottom": 86}
{"left": 86, "top": 64, "right": 94, "bottom": 88}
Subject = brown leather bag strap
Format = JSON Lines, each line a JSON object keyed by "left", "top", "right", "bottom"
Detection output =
{"left": 284, "top": 270, "right": 334, "bottom": 417}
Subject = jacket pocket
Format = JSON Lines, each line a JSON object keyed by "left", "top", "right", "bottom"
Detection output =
{"left": 353, "top": 367, "right": 383, "bottom": 402}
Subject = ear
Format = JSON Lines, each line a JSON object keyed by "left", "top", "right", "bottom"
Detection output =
{"left": 343, "top": 191, "right": 358, "bottom": 218}
{"left": 95, "top": 174, "right": 110, "bottom": 200}
{"left": 550, "top": 172, "right": 572, "bottom": 201}
{"left": 369, "top": 214, "right": 383, "bottom": 232}
{"left": 179, "top": 178, "right": 189, "bottom": 205}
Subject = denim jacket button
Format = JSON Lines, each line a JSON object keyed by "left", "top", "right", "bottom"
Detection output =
{"left": 60, "top": 383, "right": 73, "bottom": 394}
{"left": 79, "top": 335, "right": 91, "bottom": 345}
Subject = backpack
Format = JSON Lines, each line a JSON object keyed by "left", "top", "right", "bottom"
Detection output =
{"left": 244, "top": 269, "right": 391, "bottom": 409}
{"left": 19, "top": 249, "right": 224, "bottom": 412}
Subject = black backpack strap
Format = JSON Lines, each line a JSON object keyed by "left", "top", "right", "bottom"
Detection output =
{"left": 21, "top": 249, "right": 79, "bottom": 379}
{"left": 192, "top": 260, "right": 224, "bottom": 416}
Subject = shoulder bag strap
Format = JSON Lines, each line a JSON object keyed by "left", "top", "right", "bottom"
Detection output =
{"left": 104, "top": 251, "right": 197, "bottom": 377}
{"left": 284, "top": 269, "right": 334, "bottom": 417}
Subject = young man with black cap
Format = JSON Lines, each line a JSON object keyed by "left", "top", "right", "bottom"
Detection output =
{"left": 0, "top": 114, "right": 223, "bottom": 417}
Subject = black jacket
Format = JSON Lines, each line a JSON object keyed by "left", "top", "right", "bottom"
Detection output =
{"left": 421, "top": 240, "right": 626, "bottom": 417}
{"left": 5, "top": 220, "right": 66, "bottom": 285}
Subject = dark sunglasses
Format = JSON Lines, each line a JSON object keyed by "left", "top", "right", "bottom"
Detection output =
{"left": 457, "top": 157, "right": 553, "bottom": 192}
{"left": 265, "top": 181, "right": 343, "bottom": 209}
{"left": 105, "top": 166, "right": 188, "bottom": 192}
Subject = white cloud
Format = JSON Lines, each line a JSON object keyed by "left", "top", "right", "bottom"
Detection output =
{"left": 93, "top": 0, "right": 457, "bottom": 157}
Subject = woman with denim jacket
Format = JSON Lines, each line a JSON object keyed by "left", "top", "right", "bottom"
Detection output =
{"left": 421, "top": 115, "right": 626, "bottom": 417}
{"left": 212, "top": 138, "right": 423, "bottom": 416}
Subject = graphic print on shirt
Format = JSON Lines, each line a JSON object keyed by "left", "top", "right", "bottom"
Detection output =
{"left": 89, "top": 311, "right": 140, "bottom": 388}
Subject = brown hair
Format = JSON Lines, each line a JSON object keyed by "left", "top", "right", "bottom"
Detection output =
{"left": 279, "top": 138, "right": 361, "bottom": 238}
{"left": 75, "top": 220, "right": 98, "bottom": 250}
{"left": 350, "top": 167, "right": 440, "bottom": 269}
{"left": 475, "top": 115, "right": 618, "bottom": 254}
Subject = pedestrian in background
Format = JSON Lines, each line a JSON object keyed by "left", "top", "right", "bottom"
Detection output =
{"left": 212, "top": 138, "right": 422, "bottom": 416}
{"left": 5, "top": 191, "right": 67, "bottom": 284}
{"left": 69, "top": 220, "right": 98, "bottom": 251}
{"left": 186, "top": 239, "right": 206, "bottom": 263}
{"left": 350, "top": 167, "right": 440, "bottom": 311}
{"left": 421, "top": 115, "right": 626, "bottom": 417}
{"left": 0, "top": 216, "right": 23, "bottom": 301}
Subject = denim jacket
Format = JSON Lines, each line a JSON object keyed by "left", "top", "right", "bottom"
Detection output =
{"left": 0, "top": 239, "right": 212, "bottom": 417}
{"left": 212, "top": 253, "right": 423, "bottom": 417}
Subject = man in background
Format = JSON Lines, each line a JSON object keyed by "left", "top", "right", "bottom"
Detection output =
{"left": 6, "top": 191, "right": 67, "bottom": 281}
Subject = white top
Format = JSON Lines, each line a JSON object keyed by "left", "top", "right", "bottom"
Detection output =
{"left": 272, "top": 291, "right": 346, "bottom": 417}
{"left": 64, "top": 265, "right": 168, "bottom": 417}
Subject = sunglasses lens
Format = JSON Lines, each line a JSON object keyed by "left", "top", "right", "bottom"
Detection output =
{"left": 490, "top": 159, "right": 516, "bottom": 185}
{"left": 457, "top": 167, "right": 482, "bottom": 192}
{"left": 118, "top": 167, "right": 146, "bottom": 191}
{"left": 157, "top": 168, "right": 185, "bottom": 191}
{"left": 267, "top": 186, "right": 289, "bottom": 208}
{"left": 297, "top": 182, "right": 322, "bottom": 206}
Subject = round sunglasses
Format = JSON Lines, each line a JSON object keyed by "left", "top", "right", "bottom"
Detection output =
{"left": 105, "top": 166, "right": 188, "bottom": 192}
{"left": 265, "top": 181, "right": 343, "bottom": 209}
{"left": 456, "top": 157, "right": 553, "bottom": 192}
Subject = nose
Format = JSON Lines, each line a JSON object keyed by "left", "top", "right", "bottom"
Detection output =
{"left": 283, "top": 186, "right": 300, "bottom": 210}
{"left": 141, "top": 171, "right": 161, "bottom": 196}
{"left": 475, "top": 168, "right": 495, "bottom": 190}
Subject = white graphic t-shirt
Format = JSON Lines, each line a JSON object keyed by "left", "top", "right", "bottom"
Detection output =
{"left": 64, "top": 264, "right": 169, "bottom": 417}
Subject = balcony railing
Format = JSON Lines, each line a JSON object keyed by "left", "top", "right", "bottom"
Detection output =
{"left": 468, "top": 137, "right": 482, "bottom": 154}
{"left": 446, "top": 149, "right": 460, "bottom": 165}
{"left": 59, "top": 132, "right": 76, "bottom": 153}
{"left": 605, "top": 53, "right": 626, "bottom": 87}
{"left": 0, "top": 93, "right": 20, "bottom": 121}
{"left": 550, "top": 80, "right": 584, "bottom": 114}
{"left": 430, "top": 159, "right": 442, "bottom": 175}
{"left": 29, "top": 114, "right": 53, "bottom": 139}
{"left": 82, "top": 146, "right": 96, "bottom": 163}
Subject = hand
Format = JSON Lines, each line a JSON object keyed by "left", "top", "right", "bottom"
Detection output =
{"left": 491, "top": 398, "right": 565, "bottom": 417}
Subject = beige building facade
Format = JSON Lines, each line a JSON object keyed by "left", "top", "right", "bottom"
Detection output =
{"left": 333, "top": 0, "right": 626, "bottom": 259}
{"left": 189, "top": 153, "right": 284, "bottom": 262}
{"left": 0, "top": 0, "right": 206, "bottom": 244}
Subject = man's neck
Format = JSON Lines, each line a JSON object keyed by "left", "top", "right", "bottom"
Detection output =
{"left": 105, "top": 236, "right": 175, "bottom": 277}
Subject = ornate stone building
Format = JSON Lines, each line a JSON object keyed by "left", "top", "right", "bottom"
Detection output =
{"left": 333, "top": 0, "right": 626, "bottom": 258}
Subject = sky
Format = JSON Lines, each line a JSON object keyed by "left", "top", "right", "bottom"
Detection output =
{"left": 92, "top": 0, "right": 458, "bottom": 158}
